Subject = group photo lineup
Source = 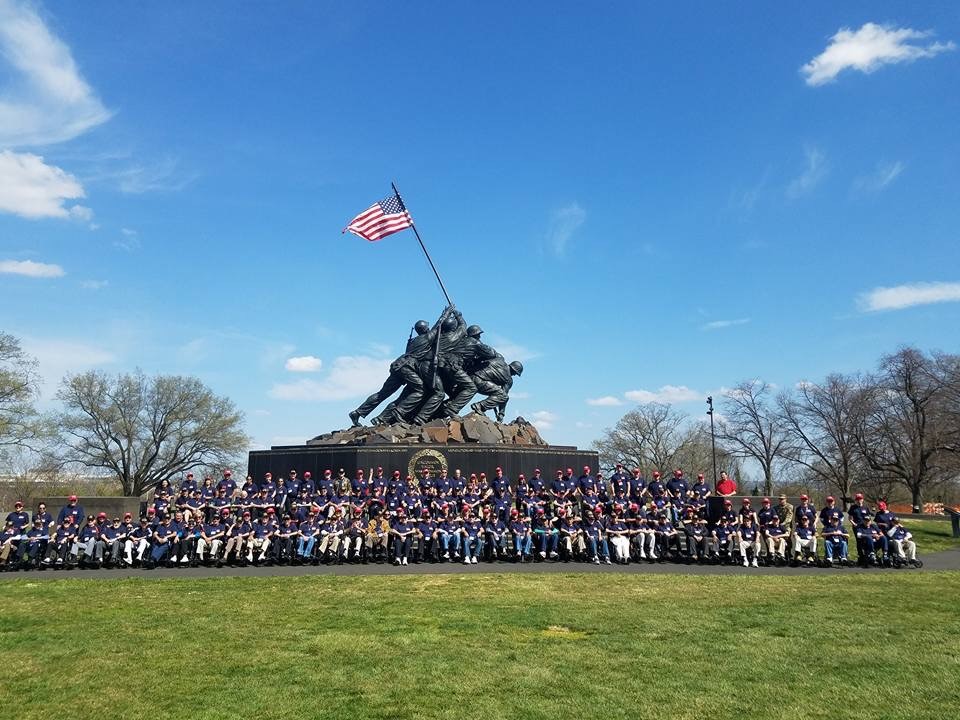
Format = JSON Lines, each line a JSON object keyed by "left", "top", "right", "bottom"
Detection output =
{"left": 1, "top": 2, "right": 958, "bottom": 719}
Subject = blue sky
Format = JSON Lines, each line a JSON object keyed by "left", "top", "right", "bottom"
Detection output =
{"left": 1, "top": 1, "right": 959, "bottom": 454}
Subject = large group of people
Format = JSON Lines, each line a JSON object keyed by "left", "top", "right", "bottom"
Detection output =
{"left": 0, "top": 465, "right": 922, "bottom": 573}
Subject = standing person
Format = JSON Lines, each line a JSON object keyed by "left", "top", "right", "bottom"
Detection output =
{"left": 715, "top": 471, "right": 737, "bottom": 497}
{"left": 794, "top": 495, "right": 817, "bottom": 530}
{"left": 5, "top": 500, "right": 29, "bottom": 532}
{"left": 609, "top": 464, "right": 631, "bottom": 498}
{"left": 57, "top": 495, "right": 85, "bottom": 528}
{"left": 690, "top": 473, "right": 712, "bottom": 500}
{"left": 33, "top": 502, "right": 54, "bottom": 533}
{"left": 775, "top": 495, "right": 794, "bottom": 534}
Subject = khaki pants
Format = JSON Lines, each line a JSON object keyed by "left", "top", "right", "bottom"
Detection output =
{"left": 249, "top": 537, "right": 269, "bottom": 561}
{"left": 366, "top": 534, "right": 389, "bottom": 553}
{"left": 318, "top": 534, "right": 341, "bottom": 555}
{"left": 224, "top": 536, "right": 247, "bottom": 558}
{"left": 793, "top": 537, "right": 816, "bottom": 555}
{"left": 740, "top": 538, "right": 761, "bottom": 558}
{"left": 766, "top": 536, "right": 786, "bottom": 556}
{"left": 890, "top": 538, "right": 916, "bottom": 560}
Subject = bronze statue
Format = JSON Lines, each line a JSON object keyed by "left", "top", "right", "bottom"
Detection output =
{"left": 348, "top": 306, "right": 523, "bottom": 427}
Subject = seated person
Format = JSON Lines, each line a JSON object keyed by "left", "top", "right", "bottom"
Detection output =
{"left": 737, "top": 516, "right": 762, "bottom": 567}
{"left": 887, "top": 519, "right": 917, "bottom": 562}
{"left": 764, "top": 515, "right": 788, "bottom": 562}
{"left": 821, "top": 519, "right": 849, "bottom": 564}
{"left": 792, "top": 516, "right": 817, "bottom": 564}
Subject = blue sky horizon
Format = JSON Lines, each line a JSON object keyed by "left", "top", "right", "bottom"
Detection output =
{"left": 2, "top": 2, "right": 958, "bottom": 470}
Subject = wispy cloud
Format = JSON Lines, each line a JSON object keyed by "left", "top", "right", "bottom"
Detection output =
{"left": 802, "top": 22, "right": 955, "bottom": 87}
{"left": 485, "top": 334, "right": 540, "bottom": 362}
{"left": 701, "top": 318, "right": 750, "bottom": 330}
{"left": 853, "top": 160, "right": 904, "bottom": 194}
{"left": 530, "top": 410, "right": 558, "bottom": 431}
{"left": 545, "top": 203, "right": 586, "bottom": 257}
{"left": 112, "top": 157, "right": 195, "bottom": 194}
{"left": 80, "top": 279, "right": 108, "bottom": 290}
{"left": 285, "top": 355, "right": 323, "bottom": 373}
{"left": 0, "top": 258, "right": 64, "bottom": 278}
{"left": 786, "top": 146, "right": 828, "bottom": 199}
{"left": 0, "top": 150, "right": 91, "bottom": 219}
{"left": 858, "top": 281, "right": 960, "bottom": 312}
{"left": 624, "top": 385, "right": 704, "bottom": 404}
{"left": 0, "top": 0, "right": 112, "bottom": 147}
{"left": 270, "top": 355, "right": 391, "bottom": 401}
{"left": 113, "top": 228, "right": 141, "bottom": 251}
{"left": 586, "top": 395, "right": 623, "bottom": 407}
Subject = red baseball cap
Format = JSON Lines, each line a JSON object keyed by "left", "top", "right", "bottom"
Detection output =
{"left": 69, "top": 495, "right": 78, "bottom": 501}
{"left": 652, "top": 471, "right": 661, "bottom": 478}
{"left": 826, "top": 496, "right": 835, "bottom": 502}
{"left": 393, "top": 470, "right": 401, "bottom": 477}
{"left": 855, "top": 493, "right": 864, "bottom": 500}
{"left": 224, "top": 470, "right": 232, "bottom": 476}
{"left": 697, "top": 473, "right": 704, "bottom": 480}
{"left": 304, "top": 471, "right": 311, "bottom": 478}
{"left": 762, "top": 498, "right": 770, "bottom": 504}
{"left": 800, "top": 494, "right": 809, "bottom": 501}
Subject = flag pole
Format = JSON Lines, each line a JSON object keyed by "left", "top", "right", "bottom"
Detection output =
{"left": 391, "top": 181, "right": 454, "bottom": 308}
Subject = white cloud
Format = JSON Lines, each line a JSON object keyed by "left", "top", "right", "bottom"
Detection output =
{"left": 114, "top": 228, "right": 141, "bottom": 252}
{"left": 509, "top": 391, "right": 530, "bottom": 400}
{"left": 0, "top": 0, "right": 112, "bottom": 146}
{"left": 586, "top": 395, "right": 623, "bottom": 407}
{"left": 853, "top": 160, "right": 904, "bottom": 193}
{"left": 270, "top": 355, "right": 391, "bottom": 401}
{"left": 485, "top": 334, "right": 540, "bottom": 362}
{"left": 858, "top": 281, "right": 960, "bottom": 312}
{"left": 802, "top": 22, "right": 956, "bottom": 87}
{"left": 624, "top": 385, "right": 704, "bottom": 404}
{"left": 113, "top": 158, "right": 194, "bottom": 194}
{"left": 0, "top": 258, "right": 64, "bottom": 278}
{"left": 285, "top": 355, "right": 323, "bottom": 373}
{"left": 79, "top": 279, "right": 107, "bottom": 290}
{"left": 546, "top": 203, "right": 585, "bottom": 257}
{"left": 701, "top": 318, "right": 750, "bottom": 330}
{"left": 0, "top": 150, "right": 90, "bottom": 219}
{"left": 271, "top": 435, "right": 307, "bottom": 447}
{"left": 786, "top": 146, "right": 828, "bottom": 199}
{"left": 530, "top": 410, "right": 558, "bottom": 431}
{"left": 575, "top": 421, "right": 593, "bottom": 429}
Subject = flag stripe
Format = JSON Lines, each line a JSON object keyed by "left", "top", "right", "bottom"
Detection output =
{"left": 343, "top": 194, "right": 414, "bottom": 242}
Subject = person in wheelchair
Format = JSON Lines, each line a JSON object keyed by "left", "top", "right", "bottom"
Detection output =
{"left": 853, "top": 517, "right": 883, "bottom": 566}
{"left": 887, "top": 519, "right": 919, "bottom": 566}
{"left": 821, "top": 518, "right": 849, "bottom": 565}
{"left": 764, "top": 515, "right": 788, "bottom": 564}
{"left": 792, "top": 515, "right": 817, "bottom": 565}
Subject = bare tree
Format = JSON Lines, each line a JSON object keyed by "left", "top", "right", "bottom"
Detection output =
{"left": 593, "top": 403, "right": 689, "bottom": 473}
{"left": 56, "top": 370, "right": 250, "bottom": 496}
{"left": 853, "top": 347, "right": 951, "bottom": 511}
{"left": 0, "top": 331, "right": 47, "bottom": 460}
{"left": 718, "top": 380, "right": 788, "bottom": 495}
{"left": 778, "top": 373, "right": 865, "bottom": 501}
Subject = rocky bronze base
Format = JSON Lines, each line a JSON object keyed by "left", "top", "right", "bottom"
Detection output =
{"left": 307, "top": 413, "right": 547, "bottom": 447}
{"left": 248, "top": 415, "right": 596, "bottom": 484}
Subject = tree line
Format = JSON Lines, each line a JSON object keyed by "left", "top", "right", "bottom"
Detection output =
{"left": 593, "top": 346, "right": 960, "bottom": 511}
{"left": 1, "top": 331, "right": 249, "bottom": 498}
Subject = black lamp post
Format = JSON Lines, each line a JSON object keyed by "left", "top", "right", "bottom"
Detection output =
{"left": 706, "top": 396, "right": 718, "bottom": 488}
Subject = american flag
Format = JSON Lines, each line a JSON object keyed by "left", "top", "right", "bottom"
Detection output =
{"left": 343, "top": 193, "right": 414, "bottom": 242}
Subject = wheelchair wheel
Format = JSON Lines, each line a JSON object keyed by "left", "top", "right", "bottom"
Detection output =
{"left": 912, "top": 559, "right": 923, "bottom": 568}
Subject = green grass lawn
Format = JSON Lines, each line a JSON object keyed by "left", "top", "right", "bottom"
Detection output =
{"left": 1, "top": 572, "right": 959, "bottom": 720}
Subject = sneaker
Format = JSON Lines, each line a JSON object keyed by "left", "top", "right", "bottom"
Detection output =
{"left": 463, "top": 558, "right": 471, "bottom": 565}
{"left": 604, "top": 557, "right": 611, "bottom": 565}
{"left": 443, "top": 552, "right": 450, "bottom": 560}
{"left": 751, "top": 558, "right": 758, "bottom": 567}
{"left": 401, "top": 557, "right": 408, "bottom": 566}
{"left": 743, "top": 558, "right": 749, "bottom": 567}
{"left": 539, "top": 551, "right": 546, "bottom": 559}
{"left": 549, "top": 551, "right": 558, "bottom": 559}
{"left": 470, "top": 556, "right": 478, "bottom": 564}
{"left": 592, "top": 556, "right": 600, "bottom": 565}
{"left": 393, "top": 558, "right": 401, "bottom": 566}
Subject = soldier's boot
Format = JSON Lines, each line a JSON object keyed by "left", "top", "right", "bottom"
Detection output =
{"left": 470, "top": 403, "right": 484, "bottom": 415}
{"left": 348, "top": 410, "right": 362, "bottom": 427}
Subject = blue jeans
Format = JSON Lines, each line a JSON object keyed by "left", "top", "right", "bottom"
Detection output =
{"left": 513, "top": 534, "right": 532, "bottom": 555}
{"left": 534, "top": 529, "right": 558, "bottom": 554}
{"left": 585, "top": 536, "right": 609, "bottom": 559}
{"left": 441, "top": 532, "right": 460, "bottom": 555}
{"left": 825, "top": 538, "right": 847, "bottom": 560}
{"left": 462, "top": 534, "right": 483, "bottom": 559}
{"left": 297, "top": 536, "right": 315, "bottom": 557}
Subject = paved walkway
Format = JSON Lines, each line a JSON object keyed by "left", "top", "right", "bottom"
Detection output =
{"left": 3, "top": 547, "right": 958, "bottom": 583}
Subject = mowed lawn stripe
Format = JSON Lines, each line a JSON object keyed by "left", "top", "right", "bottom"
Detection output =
{"left": 1, "top": 573, "right": 958, "bottom": 720}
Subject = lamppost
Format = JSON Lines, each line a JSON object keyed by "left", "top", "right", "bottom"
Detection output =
{"left": 706, "top": 396, "right": 718, "bottom": 488}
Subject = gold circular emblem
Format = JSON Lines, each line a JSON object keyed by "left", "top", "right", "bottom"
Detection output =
{"left": 408, "top": 448, "right": 448, "bottom": 479}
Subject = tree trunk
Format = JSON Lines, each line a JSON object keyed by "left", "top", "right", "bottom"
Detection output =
{"left": 911, "top": 486, "right": 923, "bottom": 514}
